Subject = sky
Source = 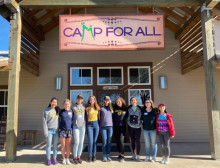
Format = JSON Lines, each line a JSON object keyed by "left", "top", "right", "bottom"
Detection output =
{"left": 0, "top": 15, "right": 10, "bottom": 51}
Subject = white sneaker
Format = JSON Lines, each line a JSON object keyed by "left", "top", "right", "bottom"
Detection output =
{"left": 164, "top": 158, "right": 170, "bottom": 164}
{"left": 62, "top": 158, "right": 66, "bottom": 165}
{"left": 66, "top": 158, "right": 71, "bottom": 165}
{"left": 144, "top": 156, "right": 150, "bottom": 162}
{"left": 151, "top": 157, "right": 156, "bottom": 162}
{"left": 136, "top": 155, "right": 141, "bottom": 162}
{"left": 160, "top": 157, "right": 165, "bottom": 164}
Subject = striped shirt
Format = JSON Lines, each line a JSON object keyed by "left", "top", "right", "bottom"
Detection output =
{"left": 158, "top": 114, "right": 169, "bottom": 132}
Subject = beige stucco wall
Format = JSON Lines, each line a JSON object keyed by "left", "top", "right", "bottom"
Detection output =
{"left": 2, "top": 8, "right": 219, "bottom": 144}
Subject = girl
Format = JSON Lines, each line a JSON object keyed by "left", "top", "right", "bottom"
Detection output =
{"left": 126, "top": 97, "right": 142, "bottom": 162}
{"left": 59, "top": 99, "right": 73, "bottom": 165}
{"left": 43, "top": 97, "right": 60, "bottom": 165}
{"left": 86, "top": 96, "right": 100, "bottom": 162}
{"left": 100, "top": 96, "right": 113, "bottom": 162}
{"left": 156, "top": 103, "right": 175, "bottom": 164}
{"left": 141, "top": 99, "right": 158, "bottom": 162}
{"left": 113, "top": 97, "right": 127, "bottom": 162}
{"left": 72, "top": 95, "right": 86, "bottom": 164}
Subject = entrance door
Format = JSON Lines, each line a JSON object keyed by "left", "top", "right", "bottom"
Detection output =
{"left": 97, "top": 90, "right": 129, "bottom": 143}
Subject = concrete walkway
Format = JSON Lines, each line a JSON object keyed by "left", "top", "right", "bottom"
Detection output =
{"left": 0, "top": 142, "right": 220, "bottom": 168}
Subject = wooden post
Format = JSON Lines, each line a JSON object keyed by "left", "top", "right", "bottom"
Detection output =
{"left": 201, "top": 3, "right": 220, "bottom": 160}
{"left": 5, "top": 10, "right": 22, "bottom": 161}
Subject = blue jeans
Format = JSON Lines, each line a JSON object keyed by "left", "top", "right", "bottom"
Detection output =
{"left": 72, "top": 126, "right": 85, "bottom": 157}
{"left": 46, "top": 129, "right": 59, "bottom": 159}
{"left": 102, "top": 126, "right": 113, "bottom": 155}
{"left": 143, "top": 129, "right": 158, "bottom": 157}
{"left": 87, "top": 121, "right": 99, "bottom": 157}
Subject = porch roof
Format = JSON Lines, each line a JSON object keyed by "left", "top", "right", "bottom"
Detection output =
{"left": 0, "top": 0, "right": 220, "bottom": 75}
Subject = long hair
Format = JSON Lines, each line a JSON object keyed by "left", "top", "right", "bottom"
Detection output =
{"left": 143, "top": 98, "right": 156, "bottom": 109}
{"left": 48, "top": 97, "right": 60, "bottom": 115}
{"left": 114, "top": 97, "right": 127, "bottom": 109}
{"left": 102, "top": 98, "right": 114, "bottom": 113}
{"left": 86, "top": 95, "right": 100, "bottom": 112}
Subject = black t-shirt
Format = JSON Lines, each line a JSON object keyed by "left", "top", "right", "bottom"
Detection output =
{"left": 142, "top": 108, "right": 157, "bottom": 130}
{"left": 59, "top": 109, "right": 73, "bottom": 131}
{"left": 113, "top": 106, "right": 127, "bottom": 127}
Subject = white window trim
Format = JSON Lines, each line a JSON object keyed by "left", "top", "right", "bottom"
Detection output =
{"left": 127, "top": 66, "right": 151, "bottom": 85}
{"left": 97, "top": 67, "right": 124, "bottom": 85}
{"left": 70, "top": 67, "right": 93, "bottom": 86}
{"left": 0, "top": 89, "right": 8, "bottom": 108}
{"left": 128, "top": 89, "right": 152, "bottom": 105}
{"left": 70, "top": 89, "right": 93, "bottom": 103}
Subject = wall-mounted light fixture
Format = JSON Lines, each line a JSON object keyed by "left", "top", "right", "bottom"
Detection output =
{"left": 55, "top": 76, "right": 62, "bottom": 90}
{"left": 159, "top": 76, "right": 168, "bottom": 90}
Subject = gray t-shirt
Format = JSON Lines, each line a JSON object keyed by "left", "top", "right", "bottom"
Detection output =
{"left": 72, "top": 104, "right": 85, "bottom": 128}
{"left": 43, "top": 107, "right": 59, "bottom": 137}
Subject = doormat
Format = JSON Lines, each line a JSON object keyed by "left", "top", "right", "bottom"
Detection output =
{"left": 83, "top": 145, "right": 131, "bottom": 152}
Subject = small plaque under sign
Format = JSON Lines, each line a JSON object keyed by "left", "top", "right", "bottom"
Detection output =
{"left": 103, "top": 86, "right": 118, "bottom": 90}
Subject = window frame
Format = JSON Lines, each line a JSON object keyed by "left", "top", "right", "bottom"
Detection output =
{"left": 97, "top": 67, "right": 124, "bottom": 86}
{"left": 128, "top": 89, "right": 152, "bottom": 106}
{"left": 0, "top": 89, "right": 8, "bottom": 116}
{"left": 127, "top": 66, "right": 151, "bottom": 85}
{"left": 70, "top": 89, "right": 93, "bottom": 105}
{"left": 70, "top": 67, "right": 93, "bottom": 86}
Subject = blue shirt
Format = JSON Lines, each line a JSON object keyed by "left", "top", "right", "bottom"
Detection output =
{"left": 59, "top": 109, "right": 73, "bottom": 131}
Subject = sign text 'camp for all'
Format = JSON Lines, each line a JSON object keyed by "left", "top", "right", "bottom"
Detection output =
{"left": 59, "top": 15, "right": 164, "bottom": 51}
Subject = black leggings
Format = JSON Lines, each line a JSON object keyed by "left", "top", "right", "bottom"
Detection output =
{"left": 128, "top": 126, "right": 141, "bottom": 155}
{"left": 114, "top": 126, "right": 125, "bottom": 154}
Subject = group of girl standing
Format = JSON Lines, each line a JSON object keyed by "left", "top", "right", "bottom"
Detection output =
{"left": 43, "top": 95, "right": 175, "bottom": 165}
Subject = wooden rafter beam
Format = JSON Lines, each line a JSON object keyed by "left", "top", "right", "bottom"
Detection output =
{"left": 41, "top": 8, "right": 83, "bottom": 34}
{"left": 159, "top": 7, "right": 186, "bottom": 25}
{"left": 0, "top": 60, "right": 9, "bottom": 67}
{"left": 19, "top": 0, "right": 204, "bottom": 8}
{"left": 0, "top": 4, "right": 10, "bottom": 21}
{"left": 175, "top": 8, "right": 201, "bottom": 39}
{"left": 36, "top": 8, "right": 61, "bottom": 26}
{"left": 4, "top": 0, "right": 18, "bottom": 12}
{"left": 206, "top": 0, "right": 220, "bottom": 9}
{"left": 22, "top": 10, "right": 45, "bottom": 40}
{"left": 213, "top": 3, "right": 220, "bottom": 16}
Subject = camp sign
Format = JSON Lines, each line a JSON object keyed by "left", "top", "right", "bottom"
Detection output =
{"left": 59, "top": 15, "right": 164, "bottom": 51}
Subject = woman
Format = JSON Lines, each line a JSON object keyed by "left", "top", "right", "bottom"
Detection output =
{"left": 43, "top": 97, "right": 60, "bottom": 165}
{"left": 141, "top": 99, "right": 158, "bottom": 162}
{"left": 72, "top": 95, "right": 86, "bottom": 164}
{"left": 156, "top": 103, "right": 175, "bottom": 164}
{"left": 86, "top": 96, "right": 100, "bottom": 162}
{"left": 113, "top": 97, "right": 127, "bottom": 162}
{"left": 126, "top": 97, "right": 142, "bottom": 161}
{"left": 100, "top": 96, "right": 113, "bottom": 162}
{"left": 59, "top": 99, "right": 73, "bottom": 165}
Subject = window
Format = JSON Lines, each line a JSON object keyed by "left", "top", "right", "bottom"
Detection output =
{"left": 70, "top": 67, "right": 92, "bottom": 86}
{"left": 128, "top": 89, "right": 151, "bottom": 106}
{"left": 0, "top": 90, "right": 8, "bottom": 117}
{"left": 70, "top": 90, "right": 93, "bottom": 106}
{"left": 128, "top": 66, "right": 151, "bottom": 85}
{"left": 97, "top": 67, "right": 123, "bottom": 85}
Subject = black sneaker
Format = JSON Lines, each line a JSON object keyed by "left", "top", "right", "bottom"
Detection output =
{"left": 117, "top": 155, "right": 122, "bottom": 160}
{"left": 87, "top": 157, "right": 92, "bottom": 162}
{"left": 92, "top": 156, "right": 96, "bottom": 162}
{"left": 77, "top": 158, "right": 82, "bottom": 164}
{"left": 73, "top": 158, "right": 78, "bottom": 165}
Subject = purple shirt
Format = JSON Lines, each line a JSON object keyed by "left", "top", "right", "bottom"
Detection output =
{"left": 158, "top": 114, "right": 169, "bottom": 132}
{"left": 100, "top": 106, "right": 113, "bottom": 127}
